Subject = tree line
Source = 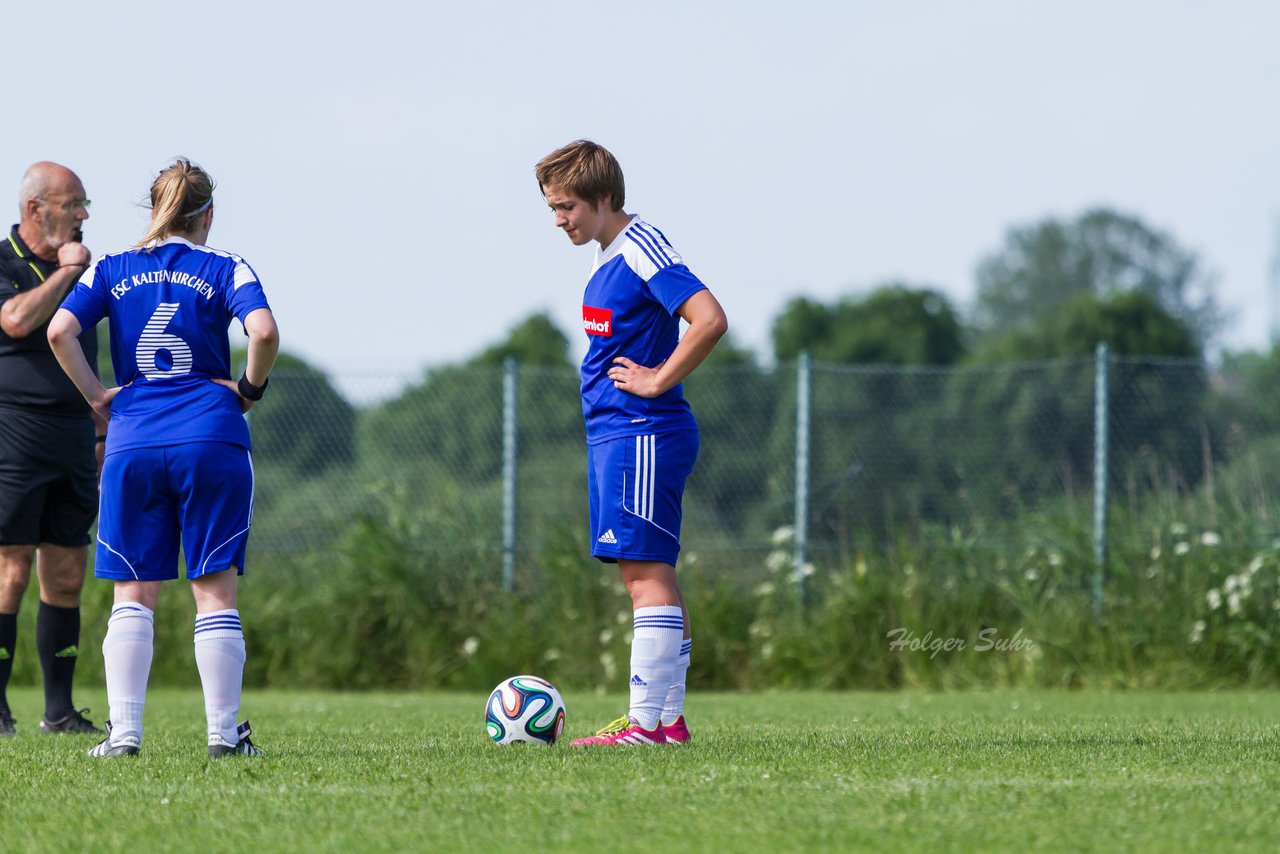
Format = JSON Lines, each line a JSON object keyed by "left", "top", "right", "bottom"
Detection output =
{"left": 236, "top": 207, "right": 1280, "bottom": 557}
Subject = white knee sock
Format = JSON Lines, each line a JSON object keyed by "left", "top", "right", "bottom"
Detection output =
{"left": 194, "top": 609, "right": 246, "bottom": 746}
{"left": 662, "top": 638, "right": 692, "bottom": 724}
{"left": 628, "top": 606, "right": 683, "bottom": 730}
{"left": 102, "top": 603, "right": 154, "bottom": 744}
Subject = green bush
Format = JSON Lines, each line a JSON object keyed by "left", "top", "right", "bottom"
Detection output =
{"left": 10, "top": 485, "right": 1279, "bottom": 695}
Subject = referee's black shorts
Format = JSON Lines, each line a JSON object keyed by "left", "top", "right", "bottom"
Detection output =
{"left": 0, "top": 407, "right": 97, "bottom": 547}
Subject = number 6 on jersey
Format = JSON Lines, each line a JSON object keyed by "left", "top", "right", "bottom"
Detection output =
{"left": 136, "top": 302, "right": 193, "bottom": 381}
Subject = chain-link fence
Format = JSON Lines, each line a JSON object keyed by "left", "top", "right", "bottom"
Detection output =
{"left": 248, "top": 349, "right": 1252, "bottom": 593}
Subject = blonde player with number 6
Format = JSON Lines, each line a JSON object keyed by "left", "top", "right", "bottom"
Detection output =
{"left": 48, "top": 159, "right": 278, "bottom": 758}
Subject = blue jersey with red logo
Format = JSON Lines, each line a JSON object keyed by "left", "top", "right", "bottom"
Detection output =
{"left": 581, "top": 216, "right": 706, "bottom": 444}
{"left": 60, "top": 236, "right": 271, "bottom": 453}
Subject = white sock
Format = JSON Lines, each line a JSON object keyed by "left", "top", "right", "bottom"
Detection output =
{"left": 102, "top": 603, "right": 154, "bottom": 744}
{"left": 628, "top": 606, "right": 683, "bottom": 731}
{"left": 661, "top": 638, "right": 692, "bottom": 725}
{"left": 194, "top": 609, "right": 246, "bottom": 746}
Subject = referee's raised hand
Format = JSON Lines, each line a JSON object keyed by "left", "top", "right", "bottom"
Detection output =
{"left": 56, "top": 240, "right": 90, "bottom": 271}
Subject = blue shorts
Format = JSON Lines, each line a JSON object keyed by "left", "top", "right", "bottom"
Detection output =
{"left": 587, "top": 430, "right": 698, "bottom": 567}
{"left": 95, "top": 442, "right": 254, "bottom": 581}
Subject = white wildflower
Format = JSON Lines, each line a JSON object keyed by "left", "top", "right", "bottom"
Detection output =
{"left": 1206, "top": 589, "right": 1222, "bottom": 610}
{"left": 599, "top": 629, "right": 613, "bottom": 645}
{"left": 771, "top": 526, "right": 795, "bottom": 546}
{"left": 1188, "top": 620, "right": 1206, "bottom": 644}
{"left": 1247, "top": 556, "right": 1264, "bottom": 577}
{"left": 1174, "top": 542, "right": 1190, "bottom": 556}
{"left": 1150, "top": 545, "right": 1162, "bottom": 560}
{"left": 1025, "top": 568, "right": 1039, "bottom": 582}
{"left": 1170, "top": 522, "right": 1189, "bottom": 536}
{"left": 616, "top": 610, "right": 630, "bottom": 625}
{"left": 1200, "top": 531, "right": 1220, "bottom": 547}
{"left": 765, "top": 550, "right": 791, "bottom": 573}
{"left": 754, "top": 582, "right": 776, "bottom": 598}
{"left": 790, "top": 562, "right": 815, "bottom": 583}
{"left": 1048, "top": 552, "right": 1064, "bottom": 567}
{"left": 1228, "top": 592, "right": 1243, "bottom": 616}
{"left": 543, "top": 648, "right": 560, "bottom": 661}
{"left": 761, "top": 642, "right": 774, "bottom": 660}
{"left": 1224, "top": 575, "right": 1238, "bottom": 594}
{"left": 462, "top": 636, "right": 480, "bottom": 656}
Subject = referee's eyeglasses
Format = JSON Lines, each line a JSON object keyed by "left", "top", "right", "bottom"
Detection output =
{"left": 38, "top": 197, "right": 91, "bottom": 213}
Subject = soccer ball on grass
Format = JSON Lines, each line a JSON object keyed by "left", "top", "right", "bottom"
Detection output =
{"left": 485, "top": 675, "right": 566, "bottom": 746}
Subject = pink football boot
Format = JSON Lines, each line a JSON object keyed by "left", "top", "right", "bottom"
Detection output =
{"left": 570, "top": 716, "right": 667, "bottom": 747}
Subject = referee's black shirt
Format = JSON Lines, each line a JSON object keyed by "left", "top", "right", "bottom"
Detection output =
{"left": 0, "top": 225, "right": 98, "bottom": 416}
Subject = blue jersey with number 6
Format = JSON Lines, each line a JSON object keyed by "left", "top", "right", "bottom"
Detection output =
{"left": 60, "top": 236, "right": 271, "bottom": 453}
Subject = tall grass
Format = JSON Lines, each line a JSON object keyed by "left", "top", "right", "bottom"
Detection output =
{"left": 8, "top": 486, "right": 1275, "bottom": 695}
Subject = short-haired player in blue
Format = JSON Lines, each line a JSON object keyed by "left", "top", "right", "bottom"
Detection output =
{"left": 47, "top": 159, "right": 279, "bottom": 758}
{"left": 536, "top": 140, "right": 727, "bottom": 747}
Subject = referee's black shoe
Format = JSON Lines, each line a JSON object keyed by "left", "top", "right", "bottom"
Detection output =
{"left": 0, "top": 709, "right": 14, "bottom": 737}
{"left": 40, "top": 707, "right": 104, "bottom": 735}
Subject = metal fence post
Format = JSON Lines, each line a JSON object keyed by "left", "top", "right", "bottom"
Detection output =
{"left": 502, "top": 357, "right": 518, "bottom": 592}
{"left": 1093, "top": 342, "right": 1110, "bottom": 618}
{"left": 794, "top": 352, "right": 812, "bottom": 600}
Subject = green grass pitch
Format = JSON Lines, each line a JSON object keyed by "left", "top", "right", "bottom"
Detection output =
{"left": 4, "top": 689, "right": 1279, "bottom": 852}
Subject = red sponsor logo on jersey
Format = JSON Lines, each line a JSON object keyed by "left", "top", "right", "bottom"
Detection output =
{"left": 583, "top": 305, "right": 613, "bottom": 337}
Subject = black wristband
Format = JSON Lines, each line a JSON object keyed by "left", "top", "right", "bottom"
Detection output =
{"left": 95, "top": 435, "right": 107, "bottom": 444}
{"left": 237, "top": 373, "right": 269, "bottom": 401}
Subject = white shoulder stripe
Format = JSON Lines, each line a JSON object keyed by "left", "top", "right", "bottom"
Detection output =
{"left": 232, "top": 260, "right": 258, "bottom": 289}
{"left": 626, "top": 225, "right": 673, "bottom": 269}
{"left": 635, "top": 222, "right": 680, "bottom": 258}
{"left": 189, "top": 242, "right": 248, "bottom": 265}
{"left": 609, "top": 219, "right": 685, "bottom": 282}
{"left": 77, "top": 259, "right": 102, "bottom": 288}
{"left": 189, "top": 243, "right": 259, "bottom": 289}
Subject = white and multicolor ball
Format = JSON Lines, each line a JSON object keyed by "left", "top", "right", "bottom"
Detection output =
{"left": 485, "top": 675, "right": 566, "bottom": 746}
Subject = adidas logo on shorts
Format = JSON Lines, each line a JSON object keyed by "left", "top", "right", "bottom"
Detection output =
{"left": 597, "top": 529, "right": 618, "bottom": 544}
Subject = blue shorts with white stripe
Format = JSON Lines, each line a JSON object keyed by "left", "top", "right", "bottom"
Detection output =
{"left": 586, "top": 430, "right": 698, "bottom": 567}
{"left": 96, "top": 442, "right": 254, "bottom": 581}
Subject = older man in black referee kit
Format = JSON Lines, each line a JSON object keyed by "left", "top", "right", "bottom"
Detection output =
{"left": 0, "top": 162, "right": 104, "bottom": 736}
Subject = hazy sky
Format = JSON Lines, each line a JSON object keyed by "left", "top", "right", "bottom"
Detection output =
{"left": 8, "top": 1, "right": 1277, "bottom": 394}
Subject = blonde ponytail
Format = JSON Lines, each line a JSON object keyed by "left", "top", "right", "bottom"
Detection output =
{"left": 137, "top": 159, "right": 215, "bottom": 247}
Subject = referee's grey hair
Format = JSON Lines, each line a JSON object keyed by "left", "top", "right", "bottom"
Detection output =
{"left": 138, "top": 158, "right": 215, "bottom": 247}
{"left": 17, "top": 163, "right": 54, "bottom": 218}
